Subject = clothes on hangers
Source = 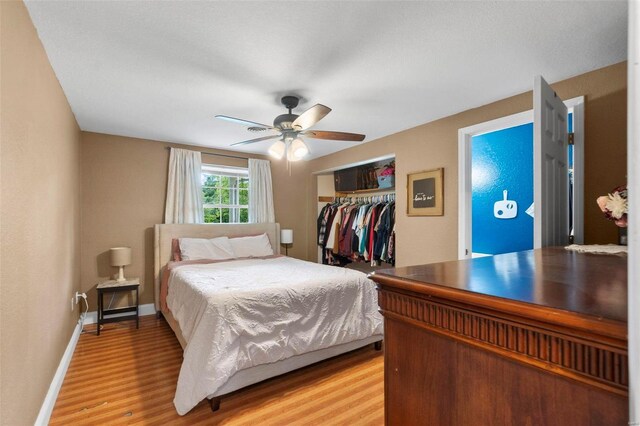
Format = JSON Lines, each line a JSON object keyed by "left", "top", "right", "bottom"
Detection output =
{"left": 317, "top": 194, "right": 396, "bottom": 266}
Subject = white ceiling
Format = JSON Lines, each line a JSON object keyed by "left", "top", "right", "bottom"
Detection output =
{"left": 25, "top": 1, "right": 627, "bottom": 160}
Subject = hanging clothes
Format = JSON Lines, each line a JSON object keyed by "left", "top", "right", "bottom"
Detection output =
{"left": 317, "top": 195, "right": 395, "bottom": 266}
{"left": 373, "top": 202, "right": 395, "bottom": 262}
{"left": 338, "top": 205, "right": 359, "bottom": 257}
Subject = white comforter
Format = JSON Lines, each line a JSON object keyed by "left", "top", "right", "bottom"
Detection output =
{"left": 166, "top": 256, "right": 383, "bottom": 415}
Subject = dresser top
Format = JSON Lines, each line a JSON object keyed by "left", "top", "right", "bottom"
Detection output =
{"left": 371, "top": 248, "right": 627, "bottom": 324}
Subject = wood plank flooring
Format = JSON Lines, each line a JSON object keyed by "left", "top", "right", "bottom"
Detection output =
{"left": 50, "top": 315, "right": 384, "bottom": 425}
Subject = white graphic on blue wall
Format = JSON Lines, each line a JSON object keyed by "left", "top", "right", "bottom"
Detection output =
{"left": 525, "top": 202, "right": 535, "bottom": 218}
{"left": 493, "top": 190, "right": 518, "bottom": 219}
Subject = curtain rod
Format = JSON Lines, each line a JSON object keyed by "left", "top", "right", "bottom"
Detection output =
{"left": 165, "top": 146, "right": 249, "bottom": 160}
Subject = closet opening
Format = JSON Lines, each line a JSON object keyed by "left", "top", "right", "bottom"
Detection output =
{"left": 314, "top": 155, "right": 396, "bottom": 273}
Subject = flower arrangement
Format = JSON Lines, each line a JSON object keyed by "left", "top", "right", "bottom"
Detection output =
{"left": 596, "top": 185, "right": 628, "bottom": 227}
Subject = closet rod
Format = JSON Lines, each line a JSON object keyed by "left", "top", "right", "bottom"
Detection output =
{"left": 165, "top": 146, "right": 249, "bottom": 160}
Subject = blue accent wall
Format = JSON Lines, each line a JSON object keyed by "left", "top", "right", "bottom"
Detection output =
{"left": 472, "top": 123, "right": 533, "bottom": 255}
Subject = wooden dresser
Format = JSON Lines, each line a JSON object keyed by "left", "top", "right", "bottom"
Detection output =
{"left": 370, "top": 248, "right": 628, "bottom": 425}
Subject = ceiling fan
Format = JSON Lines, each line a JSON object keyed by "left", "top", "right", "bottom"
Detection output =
{"left": 215, "top": 96, "right": 366, "bottom": 161}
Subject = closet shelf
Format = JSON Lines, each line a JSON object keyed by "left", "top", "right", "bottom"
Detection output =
{"left": 321, "top": 187, "right": 396, "bottom": 202}
{"left": 335, "top": 187, "right": 395, "bottom": 195}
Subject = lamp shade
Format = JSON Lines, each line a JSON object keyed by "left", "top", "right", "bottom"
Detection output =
{"left": 110, "top": 247, "right": 132, "bottom": 267}
{"left": 281, "top": 229, "right": 293, "bottom": 244}
{"left": 268, "top": 140, "right": 286, "bottom": 159}
{"left": 288, "top": 138, "right": 309, "bottom": 161}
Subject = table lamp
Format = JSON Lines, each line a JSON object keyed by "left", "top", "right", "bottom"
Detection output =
{"left": 110, "top": 247, "right": 132, "bottom": 282}
{"left": 281, "top": 229, "right": 293, "bottom": 256}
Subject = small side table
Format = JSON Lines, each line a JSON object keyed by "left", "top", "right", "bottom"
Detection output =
{"left": 96, "top": 277, "right": 140, "bottom": 335}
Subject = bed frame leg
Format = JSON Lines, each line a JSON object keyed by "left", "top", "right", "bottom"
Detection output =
{"left": 374, "top": 340, "right": 382, "bottom": 351}
{"left": 210, "top": 397, "right": 221, "bottom": 412}
{"left": 155, "top": 311, "right": 162, "bottom": 319}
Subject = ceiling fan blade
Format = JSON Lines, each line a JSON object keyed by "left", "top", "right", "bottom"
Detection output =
{"left": 215, "top": 115, "right": 275, "bottom": 130}
{"left": 303, "top": 130, "right": 365, "bottom": 142}
{"left": 230, "top": 134, "right": 281, "bottom": 147}
{"left": 291, "top": 104, "right": 331, "bottom": 130}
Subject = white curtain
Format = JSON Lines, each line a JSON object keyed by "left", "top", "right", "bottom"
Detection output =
{"left": 164, "top": 148, "right": 204, "bottom": 224}
{"left": 248, "top": 158, "right": 275, "bottom": 223}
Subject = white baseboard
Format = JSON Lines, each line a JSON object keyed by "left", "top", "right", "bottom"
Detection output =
{"left": 83, "top": 303, "right": 156, "bottom": 325}
{"left": 35, "top": 312, "right": 86, "bottom": 426}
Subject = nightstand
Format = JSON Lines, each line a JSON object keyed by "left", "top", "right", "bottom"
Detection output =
{"left": 96, "top": 277, "right": 140, "bottom": 335}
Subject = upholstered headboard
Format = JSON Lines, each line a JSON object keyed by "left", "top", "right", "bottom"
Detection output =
{"left": 153, "top": 223, "right": 281, "bottom": 312}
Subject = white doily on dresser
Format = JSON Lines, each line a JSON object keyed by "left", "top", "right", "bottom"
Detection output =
{"left": 565, "top": 244, "right": 628, "bottom": 254}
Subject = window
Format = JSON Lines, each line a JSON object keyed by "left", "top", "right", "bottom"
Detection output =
{"left": 201, "top": 165, "right": 249, "bottom": 223}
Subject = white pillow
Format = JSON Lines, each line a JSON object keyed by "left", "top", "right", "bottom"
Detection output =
{"left": 229, "top": 233, "right": 274, "bottom": 258}
{"left": 179, "top": 237, "right": 236, "bottom": 261}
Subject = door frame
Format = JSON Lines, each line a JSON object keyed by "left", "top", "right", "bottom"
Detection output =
{"left": 457, "top": 96, "right": 584, "bottom": 259}
{"left": 627, "top": 0, "right": 639, "bottom": 420}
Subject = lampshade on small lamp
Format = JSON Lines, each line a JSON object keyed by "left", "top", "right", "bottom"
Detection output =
{"left": 280, "top": 229, "right": 293, "bottom": 256}
{"left": 110, "top": 247, "right": 132, "bottom": 282}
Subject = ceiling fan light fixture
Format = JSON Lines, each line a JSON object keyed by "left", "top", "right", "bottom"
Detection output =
{"left": 268, "top": 140, "right": 286, "bottom": 159}
{"left": 289, "top": 138, "right": 309, "bottom": 161}
{"left": 218, "top": 95, "right": 365, "bottom": 158}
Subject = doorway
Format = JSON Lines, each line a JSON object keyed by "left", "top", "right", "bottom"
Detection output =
{"left": 471, "top": 122, "right": 534, "bottom": 256}
{"left": 458, "top": 96, "right": 584, "bottom": 259}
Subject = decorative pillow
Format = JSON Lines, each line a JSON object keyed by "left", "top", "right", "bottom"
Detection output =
{"left": 179, "top": 237, "right": 236, "bottom": 261}
{"left": 171, "top": 238, "right": 182, "bottom": 261}
{"left": 229, "top": 233, "right": 274, "bottom": 258}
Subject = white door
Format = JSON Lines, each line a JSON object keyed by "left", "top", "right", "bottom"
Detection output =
{"left": 627, "top": 1, "right": 639, "bottom": 422}
{"left": 533, "top": 76, "right": 569, "bottom": 248}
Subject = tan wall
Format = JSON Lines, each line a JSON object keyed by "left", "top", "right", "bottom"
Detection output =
{"left": 270, "top": 155, "right": 311, "bottom": 262}
{"left": 80, "top": 133, "right": 310, "bottom": 310}
{"left": 0, "top": 2, "right": 82, "bottom": 424}
{"left": 306, "top": 62, "right": 627, "bottom": 267}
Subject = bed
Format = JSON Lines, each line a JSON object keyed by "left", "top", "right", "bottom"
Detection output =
{"left": 154, "top": 223, "right": 383, "bottom": 415}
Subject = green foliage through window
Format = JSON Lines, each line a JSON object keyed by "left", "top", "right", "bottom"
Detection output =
{"left": 202, "top": 167, "right": 249, "bottom": 224}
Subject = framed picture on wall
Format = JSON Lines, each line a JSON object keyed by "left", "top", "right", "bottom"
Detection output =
{"left": 407, "top": 168, "right": 444, "bottom": 216}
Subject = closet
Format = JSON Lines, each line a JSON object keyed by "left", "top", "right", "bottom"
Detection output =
{"left": 317, "top": 158, "right": 395, "bottom": 270}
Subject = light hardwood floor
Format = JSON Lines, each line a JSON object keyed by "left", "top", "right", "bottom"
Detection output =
{"left": 50, "top": 315, "right": 384, "bottom": 425}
